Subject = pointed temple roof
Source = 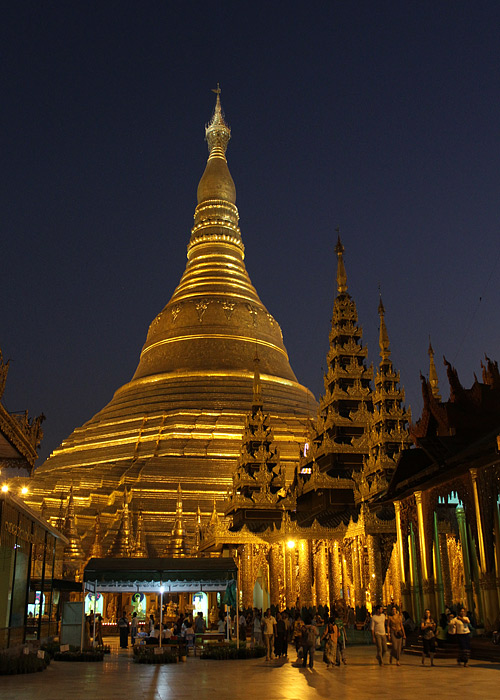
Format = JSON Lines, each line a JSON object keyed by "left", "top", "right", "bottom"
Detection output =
{"left": 23, "top": 90, "right": 316, "bottom": 559}
{"left": 428, "top": 338, "right": 441, "bottom": 400}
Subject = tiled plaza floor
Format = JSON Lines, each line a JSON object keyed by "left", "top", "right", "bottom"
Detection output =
{"left": 1, "top": 642, "right": 499, "bottom": 700}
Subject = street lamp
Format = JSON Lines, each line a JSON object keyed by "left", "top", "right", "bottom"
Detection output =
{"left": 159, "top": 585, "right": 164, "bottom": 649}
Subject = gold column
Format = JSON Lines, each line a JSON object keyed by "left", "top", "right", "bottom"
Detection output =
{"left": 439, "top": 533, "right": 453, "bottom": 607}
{"left": 241, "top": 544, "right": 254, "bottom": 609}
{"left": 470, "top": 469, "right": 499, "bottom": 627}
{"left": 394, "top": 501, "right": 411, "bottom": 613}
{"left": 268, "top": 544, "right": 281, "bottom": 607}
{"left": 415, "top": 491, "right": 435, "bottom": 613}
{"left": 298, "top": 539, "right": 313, "bottom": 608}
{"left": 329, "top": 541, "right": 342, "bottom": 608}
{"left": 351, "top": 537, "right": 362, "bottom": 610}
{"left": 433, "top": 513, "right": 445, "bottom": 615}
{"left": 409, "top": 524, "right": 422, "bottom": 621}
{"left": 314, "top": 541, "right": 328, "bottom": 607}
{"left": 285, "top": 543, "right": 297, "bottom": 609}
{"left": 390, "top": 544, "right": 401, "bottom": 607}
{"left": 366, "top": 534, "right": 383, "bottom": 607}
{"left": 495, "top": 502, "right": 500, "bottom": 610}
{"left": 456, "top": 506, "right": 475, "bottom": 614}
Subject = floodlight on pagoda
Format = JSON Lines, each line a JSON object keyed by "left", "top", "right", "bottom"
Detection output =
{"left": 21, "top": 486, "right": 29, "bottom": 495}
{"left": 287, "top": 540, "right": 295, "bottom": 549}
{"left": 1, "top": 484, "right": 8, "bottom": 492}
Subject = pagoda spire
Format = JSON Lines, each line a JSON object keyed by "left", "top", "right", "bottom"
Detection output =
{"left": 335, "top": 232, "right": 348, "bottom": 294}
{"left": 358, "top": 299, "right": 411, "bottom": 500}
{"left": 107, "top": 489, "right": 132, "bottom": 558}
{"left": 428, "top": 338, "right": 441, "bottom": 400}
{"left": 164, "top": 484, "right": 189, "bottom": 556}
{"left": 312, "top": 234, "right": 373, "bottom": 477}
{"left": 378, "top": 296, "right": 390, "bottom": 362}
{"left": 63, "top": 486, "right": 85, "bottom": 566}
{"left": 209, "top": 498, "right": 220, "bottom": 527}
{"left": 89, "top": 511, "right": 104, "bottom": 559}
{"left": 226, "top": 359, "right": 286, "bottom": 528}
{"left": 131, "top": 508, "right": 148, "bottom": 558}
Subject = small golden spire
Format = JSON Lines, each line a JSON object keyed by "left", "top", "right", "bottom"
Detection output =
{"left": 378, "top": 295, "right": 390, "bottom": 362}
{"left": 173, "top": 483, "right": 186, "bottom": 537}
{"left": 428, "top": 337, "right": 441, "bottom": 400}
{"left": 205, "top": 83, "right": 231, "bottom": 156}
{"left": 335, "top": 229, "right": 348, "bottom": 294}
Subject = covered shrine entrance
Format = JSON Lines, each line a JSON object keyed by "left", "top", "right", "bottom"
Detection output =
{"left": 82, "top": 557, "right": 238, "bottom": 643}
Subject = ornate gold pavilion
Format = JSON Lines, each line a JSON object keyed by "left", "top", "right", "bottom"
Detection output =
{"left": 12, "top": 94, "right": 500, "bottom": 630}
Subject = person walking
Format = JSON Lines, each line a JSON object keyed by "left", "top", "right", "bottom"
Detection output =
{"left": 262, "top": 608, "right": 277, "bottom": 660}
{"left": 371, "top": 604, "right": 388, "bottom": 666}
{"left": 117, "top": 612, "right": 129, "bottom": 649}
{"left": 420, "top": 609, "right": 437, "bottom": 666}
{"left": 387, "top": 605, "right": 405, "bottom": 665}
{"left": 130, "top": 611, "right": 138, "bottom": 646}
{"left": 301, "top": 615, "right": 318, "bottom": 670}
{"left": 293, "top": 612, "right": 305, "bottom": 661}
{"left": 194, "top": 610, "right": 206, "bottom": 634}
{"left": 275, "top": 612, "right": 287, "bottom": 658}
{"left": 322, "top": 620, "right": 339, "bottom": 669}
{"left": 449, "top": 608, "right": 472, "bottom": 666}
{"left": 335, "top": 612, "right": 348, "bottom": 665}
{"left": 252, "top": 609, "right": 263, "bottom": 646}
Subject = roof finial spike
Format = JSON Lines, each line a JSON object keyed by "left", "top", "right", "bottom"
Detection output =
{"left": 428, "top": 337, "right": 441, "bottom": 400}
{"left": 205, "top": 84, "right": 231, "bottom": 155}
{"left": 378, "top": 292, "right": 390, "bottom": 361}
{"left": 335, "top": 228, "right": 348, "bottom": 294}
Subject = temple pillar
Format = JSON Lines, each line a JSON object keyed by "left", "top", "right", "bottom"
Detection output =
{"left": 415, "top": 491, "right": 435, "bottom": 613}
{"left": 298, "top": 540, "right": 313, "bottom": 608}
{"left": 456, "top": 506, "right": 475, "bottom": 615}
{"left": 469, "top": 469, "right": 499, "bottom": 628}
{"left": 240, "top": 544, "right": 254, "bottom": 609}
{"left": 433, "top": 513, "right": 445, "bottom": 615}
{"left": 328, "top": 541, "right": 342, "bottom": 608}
{"left": 351, "top": 537, "right": 362, "bottom": 611}
{"left": 314, "top": 541, "right": 328, "bottom": 608}
{"left": 390, "top": 544, "right": 401, "bottom": 607}
{"left": 367, "top": 534, "right": 383, "bottom": 607}
{"left": 284, "top": 543, "right": 297, "bottom": 609}
{"left": 438, "top": 533, "right": 453, "bottom": 608}
{"left": 394, "top": 501, "right": 412, "bottom": 614}
{"left": 268, "top": 544, "right": 281, "bottom": 607}
{"left": 409, "top": 523, "right": 422, "bottom": 621}
{"left": 495, "top": 502, "right": 500, "bottom": 610}
{"left": 467, "top": 524, "right": 485, "bottom": 625}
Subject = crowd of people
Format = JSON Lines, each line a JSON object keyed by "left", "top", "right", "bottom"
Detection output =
{"left": 108, "top": 602, "right": 482, "bottom": 668}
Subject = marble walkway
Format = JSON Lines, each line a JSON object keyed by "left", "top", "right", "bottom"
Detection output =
{"left": 1, "top": 642, "right": 498, "bottom": 700}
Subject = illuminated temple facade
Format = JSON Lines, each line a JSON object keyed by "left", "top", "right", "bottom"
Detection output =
{"left": 14, "top": 94, "right": 500, "bottom": 630}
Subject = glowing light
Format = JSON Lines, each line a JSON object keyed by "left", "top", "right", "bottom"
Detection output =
{"left": 160, "top": 586, "right": 165, "bottom": 595}
{"left": 371, "top": 573, "right": 376, "bottom": 578}
{"left": 1, "top": 484, "right": 8, "bottom": 493}
{"left": 287, "top": 540, "right": 295, "bottom": 549}
{"left": 303, "top": 442, "right": 309, "bottom": 457}
{"left": 21, "top": 486, "right": 29, "bottom": 495}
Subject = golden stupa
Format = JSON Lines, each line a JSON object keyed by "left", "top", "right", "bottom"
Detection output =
{"left": 25, "top": 90, "right": 316, "bottom": 559}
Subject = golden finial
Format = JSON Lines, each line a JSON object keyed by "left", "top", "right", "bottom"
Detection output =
{"left": 378, "top": 293, "right": 390, "bottom": 361}
{"left": 335, "top": 228, "right": 348, "bottom": 294}
{"left": 428, "top": 337, "right": 441, "bottom": 400}
{"left": 205, "top": 84, "right": 231, "bottom": 155}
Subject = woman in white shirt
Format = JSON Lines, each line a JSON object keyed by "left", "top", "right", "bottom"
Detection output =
{"left": 449, "top": 608, "right": 472, "bottom": 666}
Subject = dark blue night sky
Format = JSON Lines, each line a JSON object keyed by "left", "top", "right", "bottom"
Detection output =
{"left": 2, "top": 1, "right": 500, "bottom": 463}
